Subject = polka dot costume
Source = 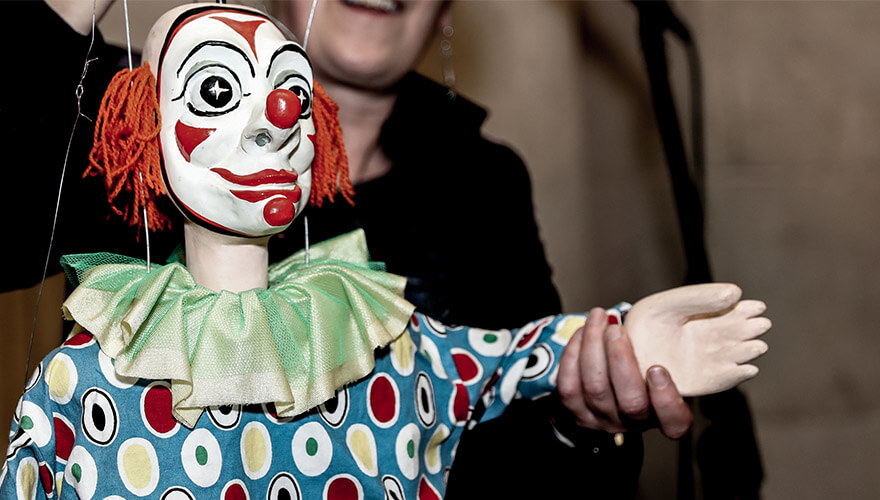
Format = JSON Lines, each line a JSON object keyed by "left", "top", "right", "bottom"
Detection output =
{"left": 0, "top": 311, "right": 611, "bottom": 499}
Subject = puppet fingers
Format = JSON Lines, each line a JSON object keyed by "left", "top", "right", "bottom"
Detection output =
{"left": 725, "top": 339, "right": 769, "bottom": 364}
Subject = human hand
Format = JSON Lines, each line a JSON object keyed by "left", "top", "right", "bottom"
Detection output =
{"left": 557, "top": 308, "right": 693, "bottom": 438}
{"left": 625, "top": 283, "right": 771, "bottom": 397}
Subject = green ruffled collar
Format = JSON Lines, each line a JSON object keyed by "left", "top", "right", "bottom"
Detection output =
{"left": 61, "top": 230, "right": 414, "bottom": 428}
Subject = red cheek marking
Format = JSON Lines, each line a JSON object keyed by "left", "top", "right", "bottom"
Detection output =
{"left": 263, "top": 197, "right": 295, "bottom": 226}
{"left": 175, "top": 120, "right": 215, "bottom": 162}
{"left": 266, "top": 89, "right": 301, "bottom": 130}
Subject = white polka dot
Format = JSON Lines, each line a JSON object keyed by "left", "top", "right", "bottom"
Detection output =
{"left": 65, "top": 446, "right": 97, "bottom": 500}
{"left": 19, "top": 401, "right": 51, "bottom": 448}
{"left": 181, "top": 428, "right": 222, "bottom": 487}
{"left": 500, "top": 358, "right": 529, "bottom": 404}
{"left": 98, "top": 351, "right": 138, "bottom": 389}
{"left": 418, "top": 335, "right": 447, "bottom": 379}
{"left": 467, "top": 328, "right": 512, "bottom": 357}
{"left": 291, "top": 421, "right": 332, "bottom": 477}
{"left": 395, "top": 423, "right": 420, "bottom": 480}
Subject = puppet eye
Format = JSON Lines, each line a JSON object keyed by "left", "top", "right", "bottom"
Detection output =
{"left": 276, "top": 74, "right": 311, "bottom": 119}
{"left": 184, "top": 65, "right": 242, "bottom": 117}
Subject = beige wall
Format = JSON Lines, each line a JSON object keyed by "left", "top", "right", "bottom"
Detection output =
{"left": 424, "top": 2, "right": 878, "bottom": 498}
{"left": 2, "top": 1, "right": 876, "bottom": 498}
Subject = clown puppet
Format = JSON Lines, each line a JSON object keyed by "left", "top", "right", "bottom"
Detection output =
{"left": 1, "top": 4, "right": 769, "bottom": 499}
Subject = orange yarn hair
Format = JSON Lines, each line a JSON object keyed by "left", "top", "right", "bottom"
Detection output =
{"left": 310, "top": 81, "right": 355, "bottom": 207}
{"left": 86, "top": 63, "right": 171, "bottom": 235}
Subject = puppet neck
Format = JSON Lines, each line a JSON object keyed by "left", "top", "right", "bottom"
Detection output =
{"left": 183, "top": 221, "right": 270, "bottom": 292}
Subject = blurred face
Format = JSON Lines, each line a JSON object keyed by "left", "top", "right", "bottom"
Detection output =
{"left": 280, "top": 0, "right": 448, "bottom": 90}
{"left": 157, "top": 9, "right": 315, "bottom": 237}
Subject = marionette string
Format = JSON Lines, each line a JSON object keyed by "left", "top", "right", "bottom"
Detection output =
{"left": 303, "top": 0, "right": 319, "bottom": 50}
{"left": 123, "top": 0, "right": 153, "bottom": 272}
{"left": 21, "top": 0, "right": 100, "bottom": 395}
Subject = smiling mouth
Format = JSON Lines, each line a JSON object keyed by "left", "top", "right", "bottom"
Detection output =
{"left": 211, "top": 167, "right": 298, "bottom": 186}
{"left": 230, "top": 187, "right": 302, "bottom": 204}
{"left": 342, "top": 0, "right": 402, "bottom": 14}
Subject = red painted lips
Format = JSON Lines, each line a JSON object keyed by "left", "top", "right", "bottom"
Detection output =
{"left": 211, "top": 167, "right": 301, "bottom": 227}
{"left": 210, "top": 167, "right": 298, "bottom": 186}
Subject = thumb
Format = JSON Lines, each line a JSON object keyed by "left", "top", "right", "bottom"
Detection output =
{"left": 633, "top": 283, "right": 742, "bottom": 320}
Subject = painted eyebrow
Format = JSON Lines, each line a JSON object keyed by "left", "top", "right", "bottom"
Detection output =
{"left": 177, "top": 40, "right": 255, "bottom": 78}
{"left": 266, "top": 43, "right": 310, "bottom": 78}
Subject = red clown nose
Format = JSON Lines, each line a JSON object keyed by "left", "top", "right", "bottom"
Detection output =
{"left": 265, "top": 88, "right": 301, "bottom": 129}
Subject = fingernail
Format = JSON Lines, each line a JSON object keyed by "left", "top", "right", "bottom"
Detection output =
{"left": 587, "top": 308, "right": 606, "bottom": 325}
{"left": 648, "top": 366, "right": 669, "bottom": 388}
{"left": 605, "top": 324, "right": 622, "bottom": 341}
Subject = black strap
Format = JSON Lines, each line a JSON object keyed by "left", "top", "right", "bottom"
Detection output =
{"left": 632, "top": 2, "right": 763, "bottom": 499}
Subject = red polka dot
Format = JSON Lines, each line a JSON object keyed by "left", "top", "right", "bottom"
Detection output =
{"left": 517, "top": 326, "right": 540, "bottom": 348}
{"left": 63, "top": 332, "right": 93, "bottom": 346}
{"left": 39, "top": 463, "right": 53, "bottom": 493}
{"left": 143, "top": 385, "right": 177, "bottom": 434}
{"left": 418, "top": 477, "right": 442, "bottom": 500}
{"left": 452, "top": 351, "right": 481, "bottom": 383}
{"left": 326, "top": 476, "right": 358, "bottom": 500}
{"left": 608, "top": 314, "right": 619, "bottom": 325}
{"left": 452, "top": 383, "right": 470, "bottom": 422}
{"left": 224, "top": 482, "right": 247, "bottom": 500}
{"left": 54, "top": 416, "right": 74, "bottom": 461}
{"left": 369, "top": 375, "right": 397, "bottom": 424}
{"left": 411, "top": 315, "right": 420, "bottom": 328}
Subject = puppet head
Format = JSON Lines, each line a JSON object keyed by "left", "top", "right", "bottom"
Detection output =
{"left": 89, "top": 3, "right": 352, "bottom": 238}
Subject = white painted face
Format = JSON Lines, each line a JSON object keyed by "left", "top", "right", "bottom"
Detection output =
{"left": 157, "top": 9, "right": 314, "bottom": 237}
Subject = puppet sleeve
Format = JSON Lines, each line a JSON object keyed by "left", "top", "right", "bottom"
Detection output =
{"left": 0, "top": 340, "right": 90, "bottom": 499}
{"left": 409, "top": 306, "right": 629, "bottom": 427}
{"left": 1, "top": 365, "right": 61, "bottom": 498}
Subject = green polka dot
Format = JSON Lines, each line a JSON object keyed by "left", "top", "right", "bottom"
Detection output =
{"left": 20, "top": 416, "right": 33, "bottom": 430}
{"left": 484, "top": 333, "right": 498, "bottom": 343}
{"left": 407, "top": 439, "right": 415, "bottom": 458}
{"left": 72, "top": 463, "right": 82, "bottom": 482}
{"left": 195, "top": 445, "right": 208, "bottom": 466}
{"left": 306, "top": 437, "right": 318, "bottom": 456}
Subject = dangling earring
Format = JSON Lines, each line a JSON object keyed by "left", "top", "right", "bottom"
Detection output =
{"left": 440, "top": 23, "right": 456, "bottom": 100}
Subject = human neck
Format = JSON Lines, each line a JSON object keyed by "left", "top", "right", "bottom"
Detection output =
{"left": 184, "top": 222, "right": 270, "bottom": 293}
{"left": 318, "top": 79, "right": 397, "bottom": 185}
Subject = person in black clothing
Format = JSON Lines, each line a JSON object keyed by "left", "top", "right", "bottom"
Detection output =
{"left": 3, "top": 1, "right": 693, "bottom": 497}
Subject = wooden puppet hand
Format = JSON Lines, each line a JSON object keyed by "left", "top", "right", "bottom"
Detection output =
{"left": 625, "top": 283, "right": 771, "bottom": 397}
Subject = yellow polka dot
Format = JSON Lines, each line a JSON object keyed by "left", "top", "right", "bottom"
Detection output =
{"left": 47, "top": 357, "right": 70, "bottom": 399}
{"left": 553, "top": 316, "right": 587, "bottom": 343}
{"left": 244, "top": 427, "right": 266, "bottom": 473}
{"left": 20, "top": 463, "right": 35, "bottom": 500}
{"left": 123, "top": 444, "right": 153, "bottom": 490}
{"left": 425, "top": 431, "right": 445, "bottom": 468}
{"left": 350, "top": 429, "right": 374, "bottom": 471}
{"left": 393, "top": 333, "right": 414, "bottom": 370}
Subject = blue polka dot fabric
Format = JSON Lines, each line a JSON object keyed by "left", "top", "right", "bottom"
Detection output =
{"left": 1, "top": 311, "right": 603, "bottom": 499}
